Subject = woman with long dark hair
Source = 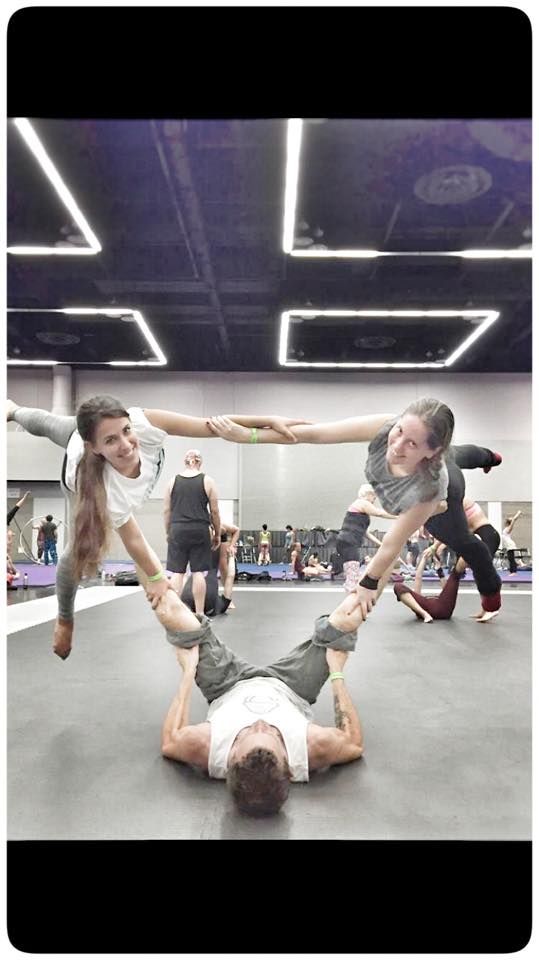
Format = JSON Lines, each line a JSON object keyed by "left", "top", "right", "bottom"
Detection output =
{"left": 7, "top": 396, "right": 303, "bottom": 659}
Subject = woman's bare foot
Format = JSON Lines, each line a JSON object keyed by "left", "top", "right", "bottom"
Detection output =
{"left": 469, "top": 611, "right": 485, "bottom": 620}
{"left": 7, "top": 399, "right": 19, "bottom": 421}
{"left": 422, "top": 613, "right": 434, "bottom": 624}
{"left": 53, "top": 617, "right": 74, "bottom": 659}
{"left": 476, "top": 610, "right": 500, "bottom": 624}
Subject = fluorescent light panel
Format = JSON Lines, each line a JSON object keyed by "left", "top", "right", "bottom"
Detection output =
{"left": 283, "top": 120, "right": 532, "bottom": 260}
{"left": 278, "top": 309, "right": 500, "bottom": 368}
{"left": 7, "top": 118, "right": 102, "bottom": 255}
{"left": 7, "top": 308, "right": 167, "bottom": 366}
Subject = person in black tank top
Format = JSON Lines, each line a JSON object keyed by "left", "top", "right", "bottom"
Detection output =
{"left": 164, "top": 450, "right": 221, "bottom": 615}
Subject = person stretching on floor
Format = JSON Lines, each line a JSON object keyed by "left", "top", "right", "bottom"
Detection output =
{"left": 180, "top": 524, "right": 236, "bottom": 617}
{"left": 395, "top": 495, "right": 502, "bottom": 625}
{"left": 302, "top": 552, "right": 333, "bottom": 580}
{"left": 154, "top": 587, "right": 366, "bottom": 816}
{"left": 393, "top": 546, "right": 467, "bottom": 624}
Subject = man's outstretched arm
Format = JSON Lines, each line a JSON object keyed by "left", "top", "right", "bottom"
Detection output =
{"left": 307, "top": 596, "right": 365, "bottom": 770}
{"left": 160, "top": 646, "right": 210, "bottom": 768}
{"left": 161, "top": 646, "right": 199, "bottom": 748}
{"left": 152, "top": 590, "right": 211, "bottom": 767}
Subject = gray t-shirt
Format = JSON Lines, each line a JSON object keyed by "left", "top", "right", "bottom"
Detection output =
{"left": 364, "top": 419, "right": 448, "bottom": 515}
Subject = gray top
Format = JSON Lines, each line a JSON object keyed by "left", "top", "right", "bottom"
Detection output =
{"left": 364, "top": 419, "right": 448, "bottom": 515}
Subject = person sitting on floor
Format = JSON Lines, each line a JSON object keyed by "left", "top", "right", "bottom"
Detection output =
{"left": 393, "top": 546, "right": 468, "bottom": 624}
{"left": 154, "top": 588, "right": 366, "bottom": 816}
{"left": 289, "top": 541, "right": 305, "bottom": 580}
{"left": 302, "top": 552, "right": 333, "bottom": 580}
{"left": 181, "top": 524, "right": 236, "bottom": 617}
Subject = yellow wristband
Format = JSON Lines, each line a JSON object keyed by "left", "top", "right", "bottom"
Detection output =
{"left": 328, "top": 672, "right": 345, "bottom": 681}
{"left": 250, "top": 427, "right": 258, "bottom": 444}
{"left": 147, "top": 570, "right": 165, "bottom": 582}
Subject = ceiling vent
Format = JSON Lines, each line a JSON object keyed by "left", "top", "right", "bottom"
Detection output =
{"left": 467, "top": 121, "right": 531, "bottom": 162}
{"left": 414, "top": 165, "right": 492, "bottom": 205}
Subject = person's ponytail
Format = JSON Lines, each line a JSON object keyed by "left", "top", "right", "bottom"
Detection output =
{"left": 71, "top": 447, "right": 112, "bottom": 580}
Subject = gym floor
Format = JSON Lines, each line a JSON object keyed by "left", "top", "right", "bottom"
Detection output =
{"left": 7, "top": 582, "right": 531, "bottom": 841}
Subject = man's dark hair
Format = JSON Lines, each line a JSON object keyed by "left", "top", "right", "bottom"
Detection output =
{"left": 45, "top": 514, "right": 53, "bottom": 522}
{"left": 227, "top": 748, "right": 290, "bottom": 815}
{"left": 286, "top": 525, "right": 292, "bottom": 531}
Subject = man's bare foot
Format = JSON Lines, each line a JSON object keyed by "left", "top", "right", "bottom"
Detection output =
{"left": 423, "top": 613, "right": 434, "bottom": 624}
{"left": 53, "top": 617, "right": 74, "bottom": 659}
{"left": 7, "top": 399, "right": 19, "bottom": 421}
{"left": 476, "top": 610, "right": 500, "bottom": 624}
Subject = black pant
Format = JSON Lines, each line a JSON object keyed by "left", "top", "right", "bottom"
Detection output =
{"left": 425, "top": 445, "right": 501, "bottom": 597}
{"left": 474, "top": 523, "right": 501, "bottom": 558}
{"left": 181, "top": 570, "right": 230, "bottom": 616}
{"left": 506, "top": 549, "right": 518, "bottom": 574}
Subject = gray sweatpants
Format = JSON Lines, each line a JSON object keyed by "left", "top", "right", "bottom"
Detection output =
{"left": 11, "top": 405, "right": 79, "bottom": 619}
{"left": 166, "top": 614, "right": 358, "bottom": 705}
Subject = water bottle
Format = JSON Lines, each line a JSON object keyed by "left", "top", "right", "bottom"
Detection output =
{"left": 282, "top": 567, "right": 287, "bottom": 581}
{"left": 23, "top": 573, "right": 28, "bottom": 590}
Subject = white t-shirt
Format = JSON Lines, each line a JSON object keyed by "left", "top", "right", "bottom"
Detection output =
{"left": 207, "top": 676, "right": 313, "bottom": 782}
{"left": 64, "top": 407, "right": 167, "bottom": 528}
{"left": 502, "top": 529, "right": 517, "bottom": 550}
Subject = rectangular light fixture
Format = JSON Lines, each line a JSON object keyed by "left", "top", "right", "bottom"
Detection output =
{"left": 7, "top": 118, "right": 102, "bottom": 255}
{"left": 278, "top": 309, "right": 500, "bottom": 368}
{"left": 7, "top": 308, "right": 167, "bottom": 366}
{"left": 283, "top": 119, "right": 531, "bottom": 260}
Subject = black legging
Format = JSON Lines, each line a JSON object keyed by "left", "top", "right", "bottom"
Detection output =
{"left": 506, "top": 549, "right": 518, "bottom": 574}
{"left": 425, "top": 445, "right": 501, "bottom": 598}
{"left": 474, "top": 523, "right": 501, "bottom": 558}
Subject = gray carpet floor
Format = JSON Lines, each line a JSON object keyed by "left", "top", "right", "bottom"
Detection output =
{"left": 7, "top": 584, "right": 531, "bottom": 840}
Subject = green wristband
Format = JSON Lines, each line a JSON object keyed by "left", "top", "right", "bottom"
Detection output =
{"left": 147, "top": 570, "right": 165, "bottom": 582}
{"left": 250, "top": 427, "right": 258, "bottom": 444}
{"left": 328, "top": 672, "right": 345, "bottom": 681}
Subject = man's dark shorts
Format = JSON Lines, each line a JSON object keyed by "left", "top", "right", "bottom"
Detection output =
{"left": 167, "top": 523, "right": 211, "bottom": 573}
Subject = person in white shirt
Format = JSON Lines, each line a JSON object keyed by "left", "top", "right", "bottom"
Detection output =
{"left": 154, "top": 587, "right": 367, "bottom": 816}
{"left": 7, "top": 396, "right": 304, "bottom": 659}
{"left": 502, "top": 510, "right": 522, "bottom": 575}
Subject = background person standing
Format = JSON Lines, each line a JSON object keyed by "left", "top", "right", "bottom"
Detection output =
{"left": 164, "top": 450, "right": 221, "bottom": 615}
{"left": 40, "top": 514, "right": 58, "bottom": 566}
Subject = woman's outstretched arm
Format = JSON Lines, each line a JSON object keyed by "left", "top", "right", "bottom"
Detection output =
{"left": 206, "top": 413, "right": 396, "bottom": 445}
{"left": 143, "top": 409, "right": 308, "bottom": 441}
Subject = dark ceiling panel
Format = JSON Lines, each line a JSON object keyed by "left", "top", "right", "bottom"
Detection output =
{"left": 7, "top": 310, "right": 163, "bottom": 364}
{"left": 7, "top": 117, "right": 531, "bottom": 373}
{"left": 297, "top": 120, "right": 531, "bottom": 252}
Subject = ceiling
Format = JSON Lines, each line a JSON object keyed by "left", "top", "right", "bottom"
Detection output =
{"left": 7, "top": 117, "right": 531, "bottom": 373}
